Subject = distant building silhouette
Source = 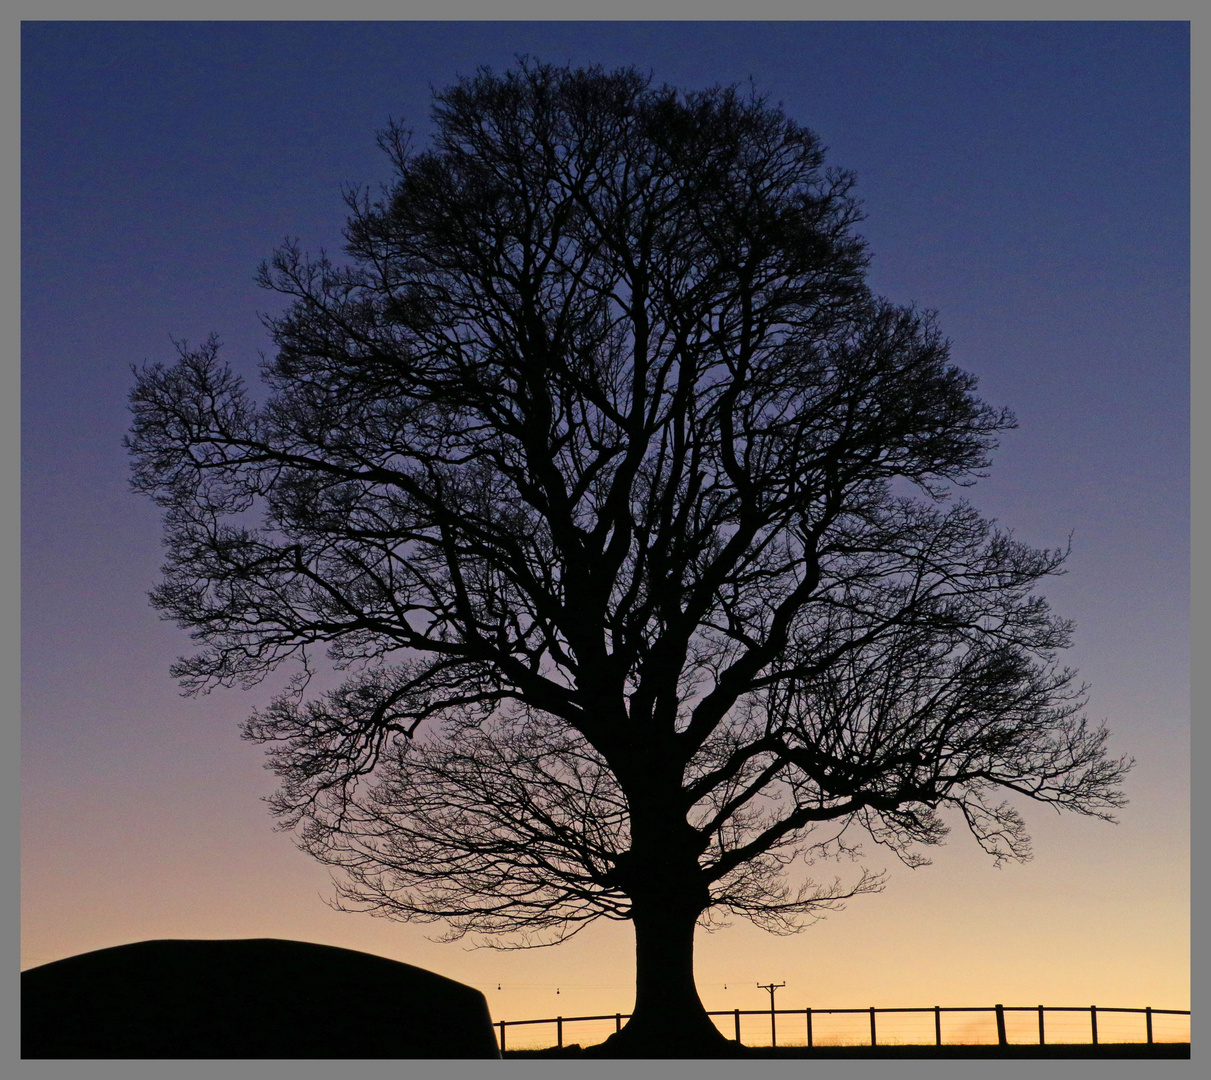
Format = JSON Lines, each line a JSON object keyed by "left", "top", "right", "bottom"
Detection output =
{"left": 21, "top": 938, "right": 500, "bottom": 1058}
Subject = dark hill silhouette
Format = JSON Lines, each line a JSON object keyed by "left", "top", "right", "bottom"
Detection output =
{"left": 21, "top": 938, "right": 500, "bottom": 1058}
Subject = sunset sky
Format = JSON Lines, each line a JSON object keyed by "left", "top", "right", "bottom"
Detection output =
{"left": 21, "top": 19, "right": 1189, "bottom": 1052}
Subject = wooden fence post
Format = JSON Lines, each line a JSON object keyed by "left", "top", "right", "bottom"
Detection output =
{"left": 1146, "top": 1006, "right": 1153, "bottom": 1045}
{"left": 1038, "top": 1005, "right": 1045, "bottom": 1045}
{"left": 869, "top": 1007, "right": 877, "bottom": 1046}
{"left": 806, "top": 1007, "right": 813, "bottom": 1048}
{"left": 995, "top": 1004, "right": 1007, "bottom": 1046}
{"left": 734, "top": 1008, "right": 741, "bottom": 1043}
{"left": 1090, "top": 1006, "right": 1097, "bottom": 1045}
{"left": 615, "top": 1013, "right": 622, "bottom": 1033}
{"left": 557, "top": 1016, "right": 563, "bottom": 1049}
{"left": 934, "top": 1006, "right": 942, "bottom": 1046}
{"left": 498, "top": 1020, "right": 505, "bottom": 1053}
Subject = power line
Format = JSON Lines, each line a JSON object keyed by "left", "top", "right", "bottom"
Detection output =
{"left": 490, "top": 982, "right": 632, "bottom": 991}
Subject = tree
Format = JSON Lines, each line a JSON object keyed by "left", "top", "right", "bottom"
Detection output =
{"left": 128, "top": 60, "right": 1131, "bottom": 1057}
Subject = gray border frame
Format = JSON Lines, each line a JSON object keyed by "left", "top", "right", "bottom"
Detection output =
{"left": 10, "top": 6, "right": 1198, "bottom": 1080}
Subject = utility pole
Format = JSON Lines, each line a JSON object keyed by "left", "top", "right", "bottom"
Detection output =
{"left": 758, "top": 982, "right": 785, "bottom": 1047}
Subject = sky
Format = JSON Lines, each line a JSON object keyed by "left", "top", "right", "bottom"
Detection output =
{"left": 20, "top": 20, "right": 1189, "bottom": 1051}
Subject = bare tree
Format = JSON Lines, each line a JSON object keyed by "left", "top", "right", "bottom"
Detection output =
{"left": 128, "top": 60, "right": 1130, "bottom": 1056}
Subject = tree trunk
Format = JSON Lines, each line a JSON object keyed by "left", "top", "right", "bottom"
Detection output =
{"left": 588, "top": 899, "right": 742, "bottom": 1058}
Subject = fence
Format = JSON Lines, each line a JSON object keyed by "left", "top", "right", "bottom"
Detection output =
{"left": 495, "top": 1003, "right": 1191, "bottom": 1052}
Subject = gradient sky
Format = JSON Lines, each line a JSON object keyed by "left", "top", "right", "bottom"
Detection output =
{"left": 21, "top": 20, "right": 1189, "bottom": 1047}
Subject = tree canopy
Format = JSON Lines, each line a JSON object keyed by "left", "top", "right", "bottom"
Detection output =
{"left": 128, "top": 60, "right": 1130, "bottom": 1055}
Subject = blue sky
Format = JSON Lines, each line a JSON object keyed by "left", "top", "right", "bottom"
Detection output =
{"left": 21, "top": 21, "right": 1189, "bottom": 1035}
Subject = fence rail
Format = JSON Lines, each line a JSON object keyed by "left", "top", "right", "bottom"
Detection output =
{"left": 495, "top": 1003, "right": 1191, "bottom": 1052}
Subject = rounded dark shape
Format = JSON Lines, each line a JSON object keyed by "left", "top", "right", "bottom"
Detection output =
{"left": 21, "top": 938, "right": 500, "bottom": 1059}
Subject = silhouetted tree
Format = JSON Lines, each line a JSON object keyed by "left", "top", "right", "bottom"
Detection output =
{"left": 128, "top": 60, "right": 1131, "bottom": 1057}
